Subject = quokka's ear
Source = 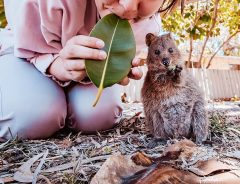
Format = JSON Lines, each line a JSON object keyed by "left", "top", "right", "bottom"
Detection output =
{"left": 146, "top": 33, "right": 156, "bottom": 47}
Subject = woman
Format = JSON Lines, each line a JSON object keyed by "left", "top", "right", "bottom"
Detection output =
{"left": 0, "top": 0, "right": 180, "bottom": 140}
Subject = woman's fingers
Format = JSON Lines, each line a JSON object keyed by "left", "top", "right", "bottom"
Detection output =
{"left": 60, "top": 45, "right": 107, "bottom": 60}
{"left": 67, "top": 35, "right": 105, "bottom": 49}
{"left": 63, "top": 59, "right": 86, "bottom": 71}
{"left": 119, "top": 76, "right": 130, "bottom": 86}
{"left": 132, "top": 57, "right": 141, "bottom": 67}
{"left": 131, "top": 57, "right": 143, "bottom": 79}
{"left": 128, "top": 67, "right": 143, "bottom": 80}
{"left": 66, "top": 70, "right": 87, "bottom": 83}
{"left": 60, "top": 35, "right": 107, "bottom": 60}
{"left": 118, "top": 66, "right": 143, "bottom": 86}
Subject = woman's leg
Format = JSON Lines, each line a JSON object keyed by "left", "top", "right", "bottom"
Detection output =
{"left": 66, "top": 83, "right": 123, "bottom": 132}
{"left": 0, "top": 54, "right": 67, "bottom": 140}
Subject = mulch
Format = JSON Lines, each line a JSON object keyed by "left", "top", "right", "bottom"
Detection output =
{"left": 0, "top": 102, "right": 240, "bottom": 184}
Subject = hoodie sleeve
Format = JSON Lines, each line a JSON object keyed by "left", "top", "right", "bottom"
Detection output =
{"left": 4, "top": 0, "right": 97, "bottom": 86}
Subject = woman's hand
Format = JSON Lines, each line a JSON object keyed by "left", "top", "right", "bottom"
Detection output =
{"left": 48, "top": 35, "right": 143, "bottom": 85}
{"left": 48, "top": 35, "right": 107, "bottom": 82}
{"left": 119, "top": 57, "right": 143, "bottom": 86}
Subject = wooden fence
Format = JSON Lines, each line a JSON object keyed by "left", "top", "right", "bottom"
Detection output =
{"left": 122, "top": 66, "right": 240, "bottom": 102}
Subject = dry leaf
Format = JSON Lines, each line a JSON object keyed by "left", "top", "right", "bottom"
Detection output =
{"left": 57, "top": 139, "right": 73, "bottom": 149}
{"left": 0, "top": 177, "right": 15, "bottom": 183}
{"left": 91, "top": 139, "right": 240, "bottom": 184}
{"left": 162, "top": 139, "right": 198, "bottom": 161}
{"left": 225, "top": 150, "right": 240, "bottom": 159}
{"left": 91, "top": 138, "right": 101, "bottom": 148}
{"left": 43, "top": 162, "right": 73, "bottom": 173}
{"left": 190, "top": 158, "right": 240, "bottom": 176}
{"left": 44, "top": 155, "right": 109, "bottom": 173}
{"left": 121, "top": 93, "right": 128, "bottom": 103}
{"left": 14, "top": 153, "right": 44, "bottom": 183}
{"left": 199, "top": 170, "right": 240, "bottom": 184}
{"left": 14, "top": 151, "right": 48, "bottom": 183}
{"left": 123, "top": 159, "right": 240, "bottom": 184}
{"left": 90, "top": 155, "right": 145, "bottom": 184}
{"left": 122, "top": 163, "right": 199, "bottom": 184}
{"left": 154, "top": 150, "right": 182, "bottom": 163}
{"left": 0, "top": 139, "right": 10, "bottom": 149}
{"left": 32, "top": 150, "right": 48, "bottom": 184}
{"left": 131, "top": 151, "right": 153, "bottom": 167}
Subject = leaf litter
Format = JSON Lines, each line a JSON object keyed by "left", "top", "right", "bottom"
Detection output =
{"left": 0, "top": 102, "right": 239, "bottom": 183}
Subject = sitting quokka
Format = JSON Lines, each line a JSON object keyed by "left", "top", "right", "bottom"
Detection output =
{"left": 141, "top": 33, "right": 208, "bottom": 144}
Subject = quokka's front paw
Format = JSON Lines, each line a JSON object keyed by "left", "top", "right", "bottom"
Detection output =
{"left": 167, "top": 65, "right": 182, "bottom": 75}
{"left": 167, "top": 65, "right": 176, "bottom": 76}
{"left": 170, "top": 65, "right": 182, "bottom": 82}
{"left": 175, "top": 65, "right": 182, "bottom": 74}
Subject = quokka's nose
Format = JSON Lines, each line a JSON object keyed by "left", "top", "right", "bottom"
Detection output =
{"left": 162, "top": 58, "right": 170, "bottom": 66}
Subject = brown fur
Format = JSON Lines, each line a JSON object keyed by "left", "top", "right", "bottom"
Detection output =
{"left": 141, "top": 33, "right": 208, "bottom": 144}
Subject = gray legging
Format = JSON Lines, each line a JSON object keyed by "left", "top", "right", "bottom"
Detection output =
{"left": 0, "top": 54, "right": 122, "bottom": 140}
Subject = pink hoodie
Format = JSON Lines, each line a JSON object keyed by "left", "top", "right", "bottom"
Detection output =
{"left": 4, "top": 0, "right": 98, "bottom": 58}
{"left": 1, "top": 0, "right": 162, "bottom": 79}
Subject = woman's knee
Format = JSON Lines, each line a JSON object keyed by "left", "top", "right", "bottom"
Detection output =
{"left": 1, "top": 99, "right": 67, "bottom": 140}
{"left": 67, "top": 84, "right": 123, "bottom": 132}
{"left": 0, "top": 54, "right": 67, "bottom": 140}
{"left": 0, "top": 89, "right": 67, "bottom": 140}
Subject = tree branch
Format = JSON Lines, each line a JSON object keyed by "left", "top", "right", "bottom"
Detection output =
{"left": 206, "top": 30, "right": 240, "bottom": 68}
{"left": 197, "top": 0, "right": 220, "bottom": 68}
{"left": 187, "top": 37, "right": 193, "bottom": 67}
{"left": 187, "top": 0, "right": 199, "bottom": 68}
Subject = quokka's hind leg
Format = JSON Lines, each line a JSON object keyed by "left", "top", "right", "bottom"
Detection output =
{"left": 161, "top": 102, "right": 192, "bottom": 139}
{"left": 147, "top": 112, "right": 168, "bottom": 148}
{"left": 191, "top": 101, "right": 209, "bottom": 144}
{"left": 145, "top": 108, "right": 167, "bottom": 138}
{"left": 152, "top": 112, "right": 167, "bottom": 139}
{"left": 145, "top": 115, "right": 154, "bottom": 135}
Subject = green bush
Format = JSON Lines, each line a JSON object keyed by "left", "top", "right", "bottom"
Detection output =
{"left": 0, "top": 0, "right": 6, "bottom": 28}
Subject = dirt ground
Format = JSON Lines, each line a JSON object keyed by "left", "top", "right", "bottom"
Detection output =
{"left": 0, "top": 102, "right": 240, "bottom": 184}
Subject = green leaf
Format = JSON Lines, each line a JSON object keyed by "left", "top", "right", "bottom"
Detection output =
{"left": 184, "top": 12, "right": 191, "bottom": 18}
{"left": 85, "top": 14, "right": 136, "bottom": 107}
{"left": 199, "top": 13, "right": 211, "bottom": 23}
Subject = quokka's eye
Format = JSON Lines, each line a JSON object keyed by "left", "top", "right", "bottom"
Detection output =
{"left": 168, "top": 48, "right": 173, "bottom": 53}
{"left": 155, "top": 49, "right": 160, "bottom": 55}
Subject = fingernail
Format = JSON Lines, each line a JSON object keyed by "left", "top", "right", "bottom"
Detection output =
{"left": 96, "top": 40, "right": 104, "bottom": 48}
{"left": 133, "top": 58, "right": 140, "bottom": 66}
{"left": 99, "top": 51, "right": 107, "bottom": 60}
{"left": 132, "top": 67, "right": 138, "bottom": 74}
{"left": 132, "top": 67, "right": 142, "bottom": 79}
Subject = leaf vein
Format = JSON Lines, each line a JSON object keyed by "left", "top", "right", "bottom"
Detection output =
{"left": 93, "top": 18, "right": 120, "bottom": 106}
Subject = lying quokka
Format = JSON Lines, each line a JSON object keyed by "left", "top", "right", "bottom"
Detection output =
{"left": 141, "top": 33, "right": 208, "bottom": 144}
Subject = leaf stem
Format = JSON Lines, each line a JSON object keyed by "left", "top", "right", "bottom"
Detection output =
{"left": 92, "top": 19, "right": 120, "bottom": 107}
{"left": 92, "top": 84, "right": 103, "bottom": 107}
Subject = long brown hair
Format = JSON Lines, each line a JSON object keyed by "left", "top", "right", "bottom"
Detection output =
{"left": 159, "top": 0, "right": 185, "bottom": 15}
